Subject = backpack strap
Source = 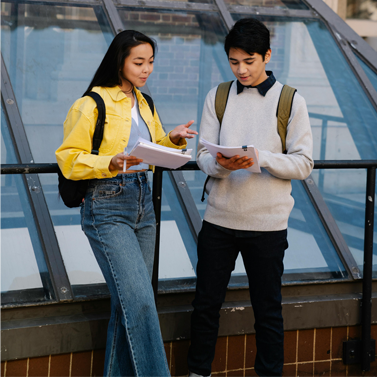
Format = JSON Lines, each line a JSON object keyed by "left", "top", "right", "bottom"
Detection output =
{"left": 86, "top": 92, "right": 106, "bottom": 155}
{"left": 201, "top": 81, "right": 232, "bottom": 202}
{"left": 201, "top": 175, "right": 211, "bottom": 202}
{"left": 276, "top": 85, "right": 296, "bottom": 154}
{"left": 142, "top": 92, "right": 155, "bottom": 116}
{"left": 201, "top": 83, "right": 297, "bottom": 202}
{"left": 215, "top": 81, "right": 233, "bottom": 126}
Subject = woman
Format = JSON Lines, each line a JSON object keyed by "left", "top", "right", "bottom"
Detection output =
{"left": 56, "top": 30, "right": 197, "bottom": 376}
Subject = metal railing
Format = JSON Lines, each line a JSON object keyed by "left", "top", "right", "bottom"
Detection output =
{"left": 152, "top": 160, "right": 377, "bottom": 371}
{"left": 1, "top": 160, "right": 376, "bottom": 371}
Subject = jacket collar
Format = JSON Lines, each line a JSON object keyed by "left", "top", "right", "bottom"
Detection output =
{"left": 105, "top": 86, "right": 128, "bottom": 102}
{"left": 104, "top": 86, "right": 147, "bottom": 106}
{"left": 134, "top": 87, "right": 148, "bottom": 107}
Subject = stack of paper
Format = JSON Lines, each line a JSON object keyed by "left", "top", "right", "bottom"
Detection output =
{"left": 128, "top": 137, "right": 192, "bottom": 169}
{"left": 201, "top": 138, "right": 261, "bottom": 173}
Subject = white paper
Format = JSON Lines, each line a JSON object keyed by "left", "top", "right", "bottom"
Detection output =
{"left": 201, "top": 138, "right": 261, "bottom": 173}
{"left": 128, "top": 137, "right": 192, "bottom": 169}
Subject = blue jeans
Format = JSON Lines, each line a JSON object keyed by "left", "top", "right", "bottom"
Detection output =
{"left": 188, "top": 221, "right": 288, "bottom": 377}
{"left": 81, "top": 172, "right": 170, "bottom": 377}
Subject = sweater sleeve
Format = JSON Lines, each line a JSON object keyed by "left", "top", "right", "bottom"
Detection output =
{"left": 258, "top": 94, "right": 314, "bottom": 180}
{"left": 196, "top": 88, "right": 233, "bottom": 178}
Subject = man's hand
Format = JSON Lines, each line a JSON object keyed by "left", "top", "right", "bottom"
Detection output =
{"left": 109, "top": 153, "right": 144, "bottom": 171}
{"left": 216, "top": 153, "right": 254, "bottom": 171}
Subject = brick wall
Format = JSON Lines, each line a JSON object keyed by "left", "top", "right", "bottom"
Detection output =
{"left": 223, "top": 0, "right": 300, "bottom": 7}
{"left": 1, "top": 351, "right": 105, "bottom": 377}
{"left": 204, "top": 325, "right": 377, "bottom": 376}
{"left": 118, "top": 10, "right": 287, "bottom": 107}
{"left": 2, "top": 325, "right": 377, "bottom": 376}
{"left": 121, "top": 9, "right": 227, "bottom": 103}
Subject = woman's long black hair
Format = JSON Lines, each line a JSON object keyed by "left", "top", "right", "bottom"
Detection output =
{"left": 83, "top": 30, "right": 156, "bottom": 96}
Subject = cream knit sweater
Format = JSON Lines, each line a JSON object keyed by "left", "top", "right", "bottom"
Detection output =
{"left": 197, "top": 80, "right": 314, "bottom": 231}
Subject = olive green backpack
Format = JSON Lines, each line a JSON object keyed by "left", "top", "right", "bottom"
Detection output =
{"left": 201, "top": 81, "right": 297, "bottom": 202}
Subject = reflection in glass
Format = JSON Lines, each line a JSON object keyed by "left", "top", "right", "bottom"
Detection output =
{"left": 158, "top": 172, "right": 197, "bottom": 290}
{"left": 1, "top": 107, "right": 54, "bottom": 304}
{"left": 233, "top": 15, "right": 377, "bottom": 277}
{"left": 120, "top": 7, "right": 348, "bottom": 282}
{"left": 138, "top": 0, "right": 213, "bottom": 4}
{"left": 224, "top": 0, "right": 308, "bottom": 9}
{"left": 121, "top": 9, "right": 229, "bottom": 287}
{"left": 357, "top": 55, "right": 377, "bottom": 92}
{"left": 183, "top": 170, "right": 348, "bottom": 283}
{"left": 1, "top": 2, "right": 113, "bottom": 293}
{"left": 1, "top": 3, "right": 113, "bottom": 164}
{"left": 120, "top": 9, "right": 233, "bottom": 156}
{"left": 229, "top": 181, "right": 349, "bottom": 283}
{"left": 312, "top": 168, "right": 377, "bottom": 278}
{"left": 284, "top": 180, "right": 347, "bottom": 280}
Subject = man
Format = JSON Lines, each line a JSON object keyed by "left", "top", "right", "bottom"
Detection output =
{"left": 188, "top": 18, "right": 313, "bottom": 377}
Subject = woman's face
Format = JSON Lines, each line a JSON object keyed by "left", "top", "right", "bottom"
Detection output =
{"left": 120, "top": 43, "right": 154, "bottom": 88}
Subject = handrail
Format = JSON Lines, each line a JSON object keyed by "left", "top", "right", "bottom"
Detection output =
{"left": 1, "top": 163, "right": 58, "bottom": 174}
{"left": 1, "top": 160, "right": 376, "bottom": 371}
{"left": 2, "top": 160, "right": 377, "bottom": 174}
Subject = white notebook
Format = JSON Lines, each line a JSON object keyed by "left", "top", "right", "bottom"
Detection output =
{"left": 201, "top": 138, "right": 261, "bottom": 173}
{"left": 127, "top": 137, "right": 192, "bottom": 169}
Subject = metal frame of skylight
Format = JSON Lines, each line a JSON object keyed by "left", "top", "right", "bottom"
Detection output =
{"left": 1, "top": 56, "right": 73, "bottom": 304}
{"left": 1, "top": 1, "right": 377, "bottom": 369}
{"left": 1, "top": 0, "right": 376, "bottom": 307}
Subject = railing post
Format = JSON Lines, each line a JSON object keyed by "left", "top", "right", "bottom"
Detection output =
{"left": 152, "top": 167, "right": 163, "bottom": 304}
{"left": 361, "top": 166, "right": 376, "bottom": 371}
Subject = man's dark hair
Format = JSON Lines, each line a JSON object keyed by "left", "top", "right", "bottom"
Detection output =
{"left": 224, "top": 18, "right": 270, "bottom": 60}
{"left": 84, "top": 30, "right": 156, "bottom": 96}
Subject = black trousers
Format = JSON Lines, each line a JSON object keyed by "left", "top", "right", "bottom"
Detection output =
{"left": 187, "top": 221, "right": 288, "bottom": 377}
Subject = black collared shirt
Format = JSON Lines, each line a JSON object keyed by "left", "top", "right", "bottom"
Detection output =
{"left": 236, "top": 71, "right": 276, "bottom": 96}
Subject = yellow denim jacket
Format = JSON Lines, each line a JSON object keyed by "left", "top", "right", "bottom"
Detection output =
{"left": 56, "top": 86, "right": 187, "bottom": 180}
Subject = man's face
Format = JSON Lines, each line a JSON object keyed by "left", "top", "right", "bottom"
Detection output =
{"left": 228, "top": 47, "right": 271, "bottom": 87}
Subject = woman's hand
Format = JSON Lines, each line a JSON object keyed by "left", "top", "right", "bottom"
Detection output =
{"left": 169, "top": 120, "right": 198, "bottom": 145}
{"left": 216, "top": 153, "right": 254, "bottom": 171}
{"left": 109, "top": 153, "right": 143, "bottom": 171}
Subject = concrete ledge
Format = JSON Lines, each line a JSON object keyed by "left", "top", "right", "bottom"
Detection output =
{"left": 2, "top": 283, "right": 377, "bottom": 361}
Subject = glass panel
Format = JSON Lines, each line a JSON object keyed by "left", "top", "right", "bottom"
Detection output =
{"left": 284, "top": 180, "right": 347, "bottom": 281}
{"left": 120, "top": 8, "right": 230, "bottom": 287}
{"left": 158, "top": 172, "right": 197, "bottom": 290}
{"left": 311, "top": 168, "right": 377, "bottom": 278}
{"left": 1, "top": 106, "right": 54, "bottom": 304}
{"left": 347, "top": 0, "right": 377, "bottom": 20}
{"left": 184, "top": 171, "right": 348, "bottom": 284}
{"left": 140, "top": 0, "right": 213, "bottom": 4}
{"left": 224, "top": 0, "right": 308, "bottom": 9}
{"left": 120, "top": 8, "right": 348, "bottom": 283}
{"left": 229, "top": 16, "right": 377, "bottom": 161}
{"left": 119, "top": 8, "right": 233, "bottom": 157}
{"left": 357, "top": 55, "right": 377, "bottom": 92}
{"left": 1, "top": 2, "right": 113, "bottom": 295}
{"left": 233, "top": 15, "right": 377, "bottom": 277}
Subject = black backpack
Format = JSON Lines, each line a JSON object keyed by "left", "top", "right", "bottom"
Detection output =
{"left": 58, "top": 91, "right": 155, "bottom": 208}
